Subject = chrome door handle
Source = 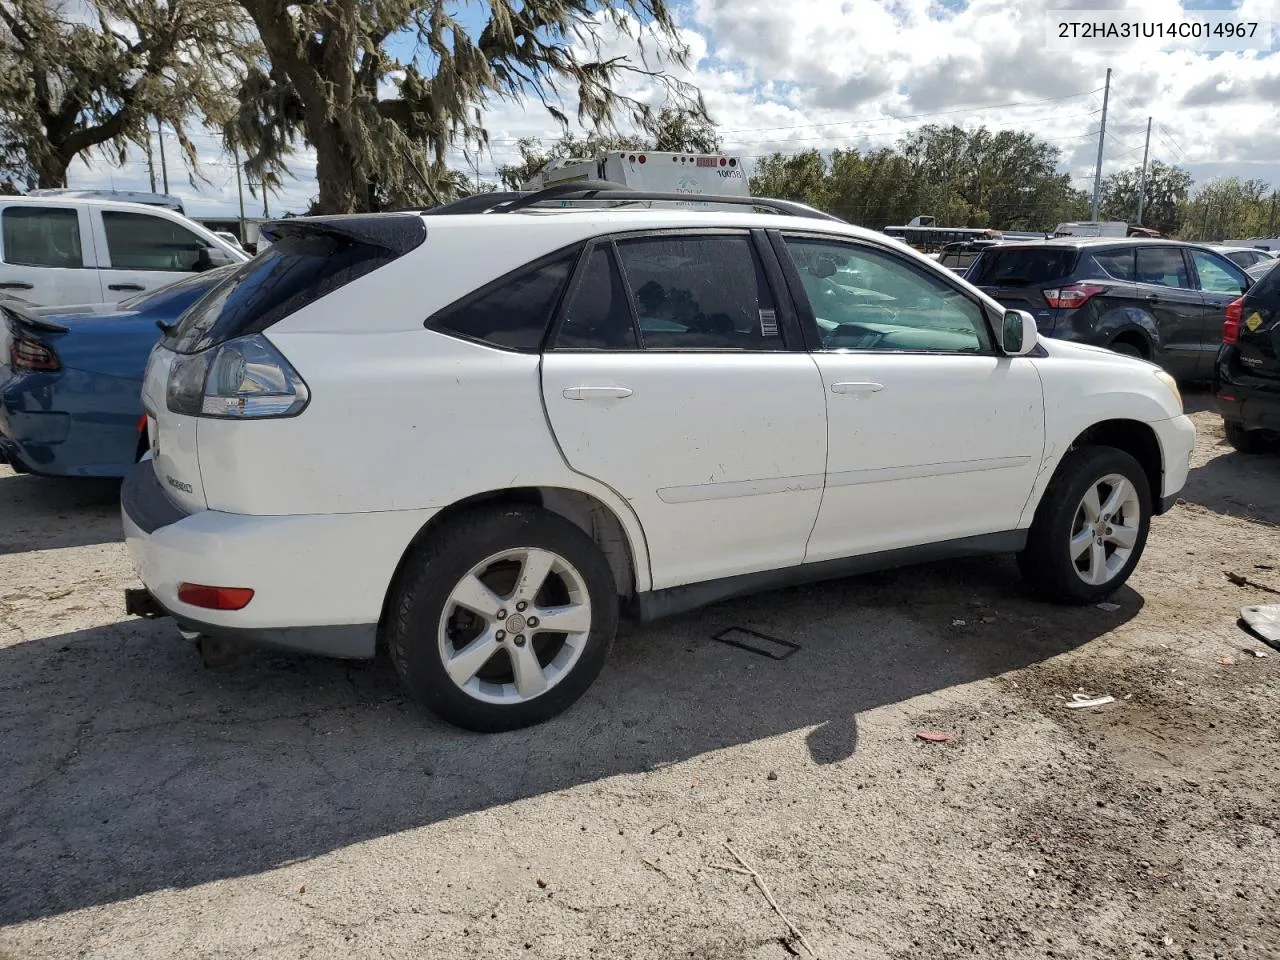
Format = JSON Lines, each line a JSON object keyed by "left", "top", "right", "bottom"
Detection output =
{"left": 562, "top": 385, "right": 634, "bottom": 400}
{"left": 830, "top": 381, "right": 885, "bottom": 395}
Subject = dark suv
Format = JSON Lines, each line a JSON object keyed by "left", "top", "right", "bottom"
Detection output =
{"left": 966, "top": 238, "right": 1250, "bottom": 379}
{"left": 1215, "top": 263, "right": 1280, "bottom": 452}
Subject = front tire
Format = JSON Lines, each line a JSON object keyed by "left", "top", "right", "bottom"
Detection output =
{"left": 387, "top": 506, "right": 618, "bottom": 732}
{"left": 1018, "top": 446, "right": 1152, "bottom": 604}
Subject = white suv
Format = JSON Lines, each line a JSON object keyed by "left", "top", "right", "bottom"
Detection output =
{"left": 122, "top": 190, "right": 1196, "bottom": 731}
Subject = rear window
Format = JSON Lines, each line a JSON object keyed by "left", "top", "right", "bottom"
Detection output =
{"left": 163, "top": 217, "right": 425, "bottom": 354}
{"left": 969, "top": 248, "right": 1078, "bottom": 286}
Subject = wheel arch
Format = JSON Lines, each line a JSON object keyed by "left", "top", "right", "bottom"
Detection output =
{"left": 377, "top": 485, "right": 648, "bottom": 640}
{"left": 1064, "top": 419, "right": 1163, "bottom": 509}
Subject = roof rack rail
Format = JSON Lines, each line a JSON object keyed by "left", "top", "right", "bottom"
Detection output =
{"left": 421, "top": 180, "right": 843, "bottom": 222}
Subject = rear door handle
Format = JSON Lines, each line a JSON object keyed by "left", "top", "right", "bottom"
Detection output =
{"left": 562, "top": 385, "right": 633, "bottom": 400}
{"left": 830, "top": 381, "right": 885, "bottom": 395}
{"left": 0, "top": 281, "right": 33, "bottom": 290}
{"left": 108, "top": 283, "right": 145, "bottom": 292}
{"left": 1143, "top": 294, "right": 1160, "bottom": 304}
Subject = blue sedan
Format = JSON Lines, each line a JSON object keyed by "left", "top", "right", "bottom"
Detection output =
{"left": 0, "top": 268, "right": 233, "bottom": 477}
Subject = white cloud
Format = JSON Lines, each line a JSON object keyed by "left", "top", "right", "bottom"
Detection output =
{"left": 66, "top": 0, "right": 1280, "bottom": 216}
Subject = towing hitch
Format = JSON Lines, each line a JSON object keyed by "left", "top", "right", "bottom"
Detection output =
{"left": 124, "top": 588, "right": 168, "bottom": 619}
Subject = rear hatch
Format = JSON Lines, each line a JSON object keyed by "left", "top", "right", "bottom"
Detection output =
{"left": 1235, "top": 267, "right": 1280, "bottom": 377}
{"left": 969, "top": 246, "right": 1080, "bottom": 330}
{"left": 142, "top": 214, "right": 427, "bottom": 513}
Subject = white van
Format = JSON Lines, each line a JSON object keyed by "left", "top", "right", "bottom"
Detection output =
{"left": 522, "top": 151, "right": 749, "bottom": 198}
{"left": 1052, "top": 221, "right": 1129, "bottom": 238}
{"left": 0, "top": 195, "right": 248, "bottom": 306}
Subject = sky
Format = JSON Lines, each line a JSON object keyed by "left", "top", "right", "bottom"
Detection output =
{"left": 65, "top": 0, "right": 1280, "bottom": 220}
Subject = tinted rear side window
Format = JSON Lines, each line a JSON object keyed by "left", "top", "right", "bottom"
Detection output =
{"left": 1135, "top": 247, "right": 1190, "bottom": 288}
{"left": 165, "top": 220, "right": 423, "bottom": 353}
{"left": 1089, "top": 248, "right": 1135, "bottom": 280}
{"left": 431, "top": 254, "right": 575, "bottom": 351}
{"left": 969, "top": 248, "right": 1078, "bottom": 286}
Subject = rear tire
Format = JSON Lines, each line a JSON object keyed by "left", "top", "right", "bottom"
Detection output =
{"left": 387, "top": 505, "right": 618, "bottom": 732}
{"left": 1224, "top": 420, "right": 1268, "bottom": 454}
{"left": 1108, "top": 339, "right": 1144, "bottom": 359}
{"left": 1017, "top": 446, "right": 1152, "bottom": 604}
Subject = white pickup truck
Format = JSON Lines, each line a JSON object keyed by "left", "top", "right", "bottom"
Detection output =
{"left": 0, "top": 195, "right": 248, "bottom": 307}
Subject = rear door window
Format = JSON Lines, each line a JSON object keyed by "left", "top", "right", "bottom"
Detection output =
{"left": 969, "top": 248, "right": 1077, "bottom": 286}
{"left": 103, "top": 211, "right": 208, "bottom": 271}
{"left": 1, "top": 207, "right": 83, "bottom": 268}
{"left": 613, "top": 234, "right": 783, "bottom": 350}
{"left": 1090, "top": 248, "right": 1136, "bottom": 281}
{"left": 1134, "top": 247, "right": 1191, "bottom": 288}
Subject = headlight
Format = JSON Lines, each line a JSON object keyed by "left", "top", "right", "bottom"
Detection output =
{"left": 1153, "top": 370, "right": 1182, "bottom": 412}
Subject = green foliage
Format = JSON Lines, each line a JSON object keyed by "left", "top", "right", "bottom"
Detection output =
{"left": 234, "top": 0, "right": 707, "bottom": 213}
{"left": 1099, "top": 160, "right": 1192, "bottom": 235}
{"left": 0, "top": 0, "right": 259, "bottom": 189}
{"left": 1180, "top": 177, "right": 1279, "bottom": 242}
{"left": 749, "top": 125, "right": 1090, "bottom": 231}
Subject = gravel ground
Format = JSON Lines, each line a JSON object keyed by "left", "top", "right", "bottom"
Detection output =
{"left": 1, "top": 394, "right": 1278, "bottom": 960}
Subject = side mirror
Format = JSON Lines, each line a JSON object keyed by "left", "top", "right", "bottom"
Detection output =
{"left": 194, "top": 246, "right": 235, "bottom": 272}
{"left": 1000, "top": 309, "right": 1038, "bottom": 356}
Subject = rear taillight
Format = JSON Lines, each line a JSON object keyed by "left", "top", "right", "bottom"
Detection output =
{"left": 8, "top": 334, "right": 60, "bottom": 372}
{"left": 178, "top": 583, "right": 255, "bottom": 610}
{"left": 166, "top": 334, "right": 308, "bottom": 419}
{"left": 1223, "top": 297, "right": 1244, "bottom": 345}
{"left": 1043, "top": 283, "right": 1106, "bottom": 309}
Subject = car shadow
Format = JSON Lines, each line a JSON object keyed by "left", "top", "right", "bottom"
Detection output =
{"left": 0, "top": 469, "right": 123, "bottom": 555}
{"left": 1179, "top": 439, "right": 1280, "bottom": 529}
{"left": 0, "top": 556, "right": 1141, "bottom": 924}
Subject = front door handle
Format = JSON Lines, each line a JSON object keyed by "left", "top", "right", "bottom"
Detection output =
{"left": 562, "top": 385, "right": 634, "bottom": 400}
{"left": 830, "top": 381, "right": 885, "bottom": 395}
{"left": 0, "top": 281, "right": 33, "bottom": 290}
{"left": 108, "top": 283, "right": 145, "bottom": 292}
{"left": 1143, "top": 294, "right": 1160, "bottom": 304}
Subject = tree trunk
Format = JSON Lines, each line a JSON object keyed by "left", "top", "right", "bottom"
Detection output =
{"left": 310, "top": 116, "right": 363, "bottom": 214}
{"left": 35, "top": 153, "right": 70, "bottom": 189}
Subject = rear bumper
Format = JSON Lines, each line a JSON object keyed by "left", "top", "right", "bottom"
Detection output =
{"left": 1214, "top": 353, "right": 1280, "bottom": 433}
{"left": 121, "top": 461, "right": 438, "bottom": 659}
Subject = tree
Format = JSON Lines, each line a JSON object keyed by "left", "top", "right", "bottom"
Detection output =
{"left": 748, "top": 126, "right": 1090, "bottom": 232}
{"left": 1180, "top": 177, "right": 1275, "bottom": 241}
{"left": 233, "top": 0, "right": 706, "bottom": 214}
{"left": 0, "top": 0, "right": 258, "bottom": 189}
{"left": 1099, "top": 160, "right": 1192, "bottom": 235}
{"left": 495, "top": 107, "right": 718, "bottom": 190}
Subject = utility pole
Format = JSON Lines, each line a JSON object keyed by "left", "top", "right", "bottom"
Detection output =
{"left": 262, "top": 187, "right": 269, "bottom": 219}
{"left": 1090, "top": 67, "right": 1112, "bottom": 221}
{"left": 1268, "top": 191, "right": 1278, "bottom": 236}
{"left": 1136, "top": 116, "right": 1152, "bottom": 225}
{"left": 155, "top": 116, "right": 169, "bottom": 194}
{"left": 144, "top": 130, "right": 157, "bottom": 193}
{"left": 233, "top": 142, "right": 246, "bottom": 240}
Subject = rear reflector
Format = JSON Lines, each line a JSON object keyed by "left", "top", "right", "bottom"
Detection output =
{"left": 177, "top": 583, "right": 255, "bottom": 611}
{"left": 1224, "top": 297, "right": 1244, "bottom": 345}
